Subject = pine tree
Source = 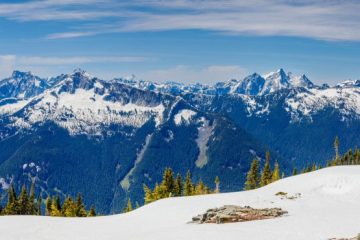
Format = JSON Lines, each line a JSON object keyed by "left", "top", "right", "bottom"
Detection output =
{"left": 29, "top": 182, "right": 36, "bottom": 215}
{"left": 143, "top": 184, "right": 155, "bottom": 204}
{"left": 184, "top": 170, "right": 193, "bottom": 196}
{"left": 292, "top": 167, "right": 297, "bottom": 176}
{"left": 45, "top": 196, "right": 52, "bottom": 216}
{"left": 124, "top": 198, "right": 133, "bottom": 213}
{"left": 214, "top": 176, "right": 220, "bottom": 193}
{"left": 50, "top": 197, "right": 62, "bottom": 217}
{"left": 194, "top": 180, "right": 207, "bottom": 195}
{"left": 18, "top": 185, "right": 30, "bottom": 215}
{"left": 62, "top": 196, "right": 76, "bottom": 217}
{"left": 174, "top": 173, "right": 183, "bottom": 196}
{"left": 160, "top": 168, "right": 175, "bottom": 197}
{"left": 260, "top": 151, "right": 272, "bottom": 187}
{"left": 4, "top": 185, "right": 18, "bottom": 215}
{"left": 75, "top": 194, "right": 87, "bottom": 217}
{"left": 88, "top": 206, "right": 96, "bottom": 217}
{"left": 54, "top": 195, "right": 61, "bottom": 213}
{"left": 271, "top": 162, "right": 280, "bottom": 182}
{"left": 244, "top": 159, "right": 260, "bottom": 190}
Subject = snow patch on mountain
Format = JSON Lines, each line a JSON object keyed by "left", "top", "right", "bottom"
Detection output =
{"left": 174, "top": 109, "right": 197, "bottom": 125}
{"left": 0, "top": 98, "right": 30, "bottom": 115}
{"left": 285, "top": 87, "right": 360, "bottom": 122}
{"left": 9, "top": 88, "right": 165, "bottom": 136}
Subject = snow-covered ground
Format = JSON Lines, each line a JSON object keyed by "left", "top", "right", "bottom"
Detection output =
{"left": 0, "top": 166, "right": 359, "bottom": 240}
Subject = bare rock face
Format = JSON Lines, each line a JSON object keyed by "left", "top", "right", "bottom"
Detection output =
{"left": 191, "top": 205, "right": 288, "bottom": 224}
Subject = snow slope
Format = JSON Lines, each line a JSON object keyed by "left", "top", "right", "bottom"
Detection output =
{"left": 0, "top": 166, "right": 359, "bottom": 240}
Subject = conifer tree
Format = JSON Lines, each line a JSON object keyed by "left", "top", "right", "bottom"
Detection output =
{"left": 54, "top": 195, "right": 61, "bottom": 213}
{"left": 153, "top": 183, "right": 166, "bottom": 200}
{"left": 311, "top": 164, "right": 317, "bottom": 171}
{"left": 244, "top": 159, "right": 259, "bottom": 190}
{"left": 214, "top": 176, "right": 220, "bottom": 193}
{"left": 124, "top": 198, "right": 133, "bottom": 213}
{"left": 292, "top": 167, "right": 297, "bottom": 176}
{"left": 45, "top": 196, "right": 52, "bottom": 216}
{"left": 75, "top": 194, "right": 87, "bottom": 217}
{"left": 161, "top": 168, "right": 175, "bottom": 197}
{"left": 194, "top": 180, "right": 207, "bottom": 195}
{"left": 271, "top": 162, "right": 280, "bottom": 182}
{"left": 50, "top": 197, "right": 62, "bottom": 217}
{"left": 143, "top": 184, "right": 154, "bottom": 204}
{"left": 62, "top": 196, "right": 76, "bottom": 217}
{"left": 29, "top": 182, "right": 36, "bottom": 215}
{"left": 260, "top": 151, "right": 272, "bottom": 187}
{"left": 184, "top": 170, "right": 193, "bottom": 196}
{"left": 174, "top": 173, "right": 183, "bottom": 196}
{"left": 88, "top": 206, "right": 96, "bottom": 217}
{"left": 4, "top": 185, "right": 18, "bottom": 215}
{"left": 18, "top": 185, "right": 30, "bottom": 215}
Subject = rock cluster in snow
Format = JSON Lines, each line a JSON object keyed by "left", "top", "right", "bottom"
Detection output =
{"left": 191, "top": 205, "right": 288, "bottom": 224}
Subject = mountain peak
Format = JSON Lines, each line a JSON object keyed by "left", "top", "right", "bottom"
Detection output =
{"left": 72, "top": 68, "right": 91, "bottom": 78}
{"left": 260, "top": 69, "right": 290, "bottom": 94}
{"left": 11, "top": 70, "right": 34, "bottom": 79}
{"left": 0, "top": 70, "right": 48, "bottom": 100}
{"left": 288, "top": 72, "right": 314, "bottom": 88}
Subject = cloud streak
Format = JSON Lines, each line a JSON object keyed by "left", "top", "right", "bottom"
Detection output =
{"left": 1, "top": 0, "right": 360, "bottom": 41}
{"left": 0, "top": 55, "right": 147, "bottom": 65}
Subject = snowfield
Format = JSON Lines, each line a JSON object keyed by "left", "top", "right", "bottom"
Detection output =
{"left": 0, "top": 166, "right": 359, "bottom": 240}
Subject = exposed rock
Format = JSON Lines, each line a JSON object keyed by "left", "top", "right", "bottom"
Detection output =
{"left": 275, "top": 192, "right": 301, "bottom": 200}
{"left": 191, "top": 205, "right": 288, "bottom": 224}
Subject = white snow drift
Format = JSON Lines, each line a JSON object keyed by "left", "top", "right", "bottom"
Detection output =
{"left": 0, "top": 166, "right": 359, "bottom": 240}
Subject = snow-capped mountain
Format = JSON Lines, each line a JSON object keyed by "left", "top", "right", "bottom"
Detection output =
{"left": 0, "top": 70, "right": 49, "bottom": 100}
{"left": 0, "top": 68, "right": 359, "bottom": 213}
{"left": 0, "top": 69, "right": 275, "bottom": 213}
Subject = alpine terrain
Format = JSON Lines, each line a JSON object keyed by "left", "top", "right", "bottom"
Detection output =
{"left": 0, "top": 68, "right": 359, "bottom": 213}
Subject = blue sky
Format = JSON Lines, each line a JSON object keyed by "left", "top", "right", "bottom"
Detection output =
{"left": 0, "top": 0, "right": 359, "bottom": 85}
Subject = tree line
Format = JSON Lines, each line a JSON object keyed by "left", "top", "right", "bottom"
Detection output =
{"left": 1, "top": 136, "right": 358, "bottom": 216}
{"left": 244, "top": 136, "right": 360, "bottom": 191}
{"left": 244, "top": 151, "right": 282, "bottom": 190}
{"left": 142, "top": 168, "right": 220, "bottom": 205}
{"left": 0, "top": 183, "right": 96, "bottom": 217}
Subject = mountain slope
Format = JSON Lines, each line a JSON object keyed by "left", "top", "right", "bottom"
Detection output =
{"left": 1, "top": 68, "right": 359, "bottom": 212}
{"left": 0, "top": 70, "right": 274, "bottom": 213}
{"left": 0, "top": 166, "right": 359, "bottom": 240}
{"left": 0, "top": 71, "right": 49, "bottom": 100}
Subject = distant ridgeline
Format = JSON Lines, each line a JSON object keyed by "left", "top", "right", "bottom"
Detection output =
{"left": 1, "top": 69, "right": 360, "bottom": 213}
{"left": 1, "top": 137, "right": 358, "bottom": 217}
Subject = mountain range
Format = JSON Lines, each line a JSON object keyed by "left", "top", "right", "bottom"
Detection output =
{"left": 0, "top": 68, "right": 359, "bottom": 213}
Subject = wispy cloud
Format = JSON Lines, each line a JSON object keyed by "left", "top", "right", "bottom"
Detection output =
{"left": 16, "top": 56, "right": 147, "bottom": 65}
{"left": 1, "top": 0, "right": 360, "bottom": 41}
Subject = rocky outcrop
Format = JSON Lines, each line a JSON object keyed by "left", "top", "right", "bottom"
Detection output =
{"left": 191, "top": 205, "right": 288, "bottom": 224}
